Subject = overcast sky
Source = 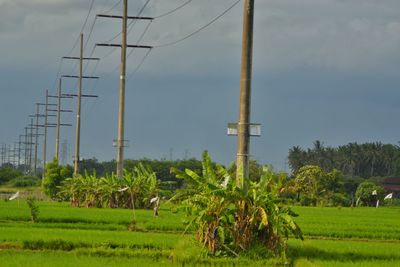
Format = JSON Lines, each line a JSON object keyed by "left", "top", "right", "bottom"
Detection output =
{"left": 1, "top": 0, "right": 400, "bottom": 170}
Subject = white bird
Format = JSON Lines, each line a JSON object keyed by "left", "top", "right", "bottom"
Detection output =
{"left": 9, "top": 191, "right": 20, "bottom": 201}
{"left": 118, "top": 187, "right": 129, "bottom": 192}
{"left": 150, "top": 196, "right": 159, "bottom": 204}
{"left": 384, "top": 193, "right": 393, "bottom": 200}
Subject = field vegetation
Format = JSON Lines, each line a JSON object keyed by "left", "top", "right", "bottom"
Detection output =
{"left": 0, "top": 146, "right": 399, "bottom": 266}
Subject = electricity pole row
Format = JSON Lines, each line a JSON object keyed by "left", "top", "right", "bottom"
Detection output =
{"left": 0, "top": 144, "right": 6, "bottom": 166}
{"left": 34, "top": 90, "right": 72, "bottom": 178}
{"left": 96, "top": 0, "right": 153, "bottom": 177}
{"left": 62, "top": 33, "right": 99, "bottom": 176}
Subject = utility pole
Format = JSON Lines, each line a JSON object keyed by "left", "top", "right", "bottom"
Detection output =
{"left": 43, "top": 90, "right": 49, "bottom": 178}
{"left": 34, "top": 104, "right": 40, "bottom": 174}
{"left": 32, "top": 100, "right": 64, "bottom": 177}
{"left": 236, "top": 0, "right": 255, "bottom": 189}
{"left": 61, "top": 139, "right": 69, "bottom": 165}
{"left": 7, "top": 144, "right": 11, "bottom": 167}
{"left": 75, "top": 33, "right": 84, "bottom": 176}
{"left": 56, "top": 79, "right": 62, "bottom": 161}
{"left": 28, "top": 118, "right": 34, "bottom": 172}
{"left": 96, "top": 2, "right": 153, "bottom": 177}
{"left": 24, "top": 127, "right": 29, "bottom": 171}
{"left": 48, "top": 79, "right": 73, "bottom": 162}
{"left": 63, "top": 33, "right": 99, "bottom": 176}
{"left": 117, "top": 0, "right": 128, "bottom": 178}
{"left": 1, "top": 144, "right": 5, "bottom": 166}
{"left": 18, "top": 136, "right": 22, "bottom": 168}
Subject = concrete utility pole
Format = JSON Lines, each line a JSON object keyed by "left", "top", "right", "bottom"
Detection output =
{"left": 56, "top": 79, "right": 62, "bottom": 161}
{"left": 96, "top": 2, "right": 153, "bottom": 177}
{"left": 75, "top": 33, "right": 84, "bottom": 176}
{"left": 236, "top": 0, "right": 255, "bottom": 189}
{"left": 116, "top": 0, "right": 128, "bottom": 178}
{"left": 63, "top": 33, "right": 99, "bottom": 176}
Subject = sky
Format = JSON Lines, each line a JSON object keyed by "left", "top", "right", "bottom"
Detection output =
{"left": 1, "top": 0, "right": 400, "bottom": 171}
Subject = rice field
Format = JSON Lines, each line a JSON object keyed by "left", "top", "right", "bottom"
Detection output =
{"left": 0, "top": 201, "right": 399, "bottom": 266}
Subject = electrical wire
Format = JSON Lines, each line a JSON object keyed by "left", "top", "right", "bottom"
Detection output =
{"left": 154, "top": 0, "right": 241, "bottom": 48}
{"left": 103, "top": 0, "right": 151, "bottom": 44}
{"left": 65, "top": 0, "right": 97, "bottom": 57}
{"left": 103, "top": 0, "right": 122, "bottom": 14}
{"left": 153, "top": 0, "right": 193, "bottom": 19}
{"left": 126, "top": 48, "right": 152, "bottom": 81}
{"left": 109, "top": 20, "right": 153, "bottom": 74}
{"left": 97, "top": 0, "right": 151, "bottom": 63}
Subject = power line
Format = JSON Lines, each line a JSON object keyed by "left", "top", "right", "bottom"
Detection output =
{"left": 103, "top": 0, "right": 122, "bottom": 14}
{"left": 66, "top": 0, "right": 97, "bottom": 57}
{"left": 126, "top": 48, "right": 152, "bottom": 81}
{"left": 154, "top": 0, "right": 241, "bottom": 48}
{"left": 101, "top": 0, "right": 151, "bottom": 45}
{"left": 154, "top": 0, "right": 194, "bottom": 19}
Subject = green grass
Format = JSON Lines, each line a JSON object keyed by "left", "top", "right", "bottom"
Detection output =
{"left": 0, "top": 201, "right": 185, "bottom": 231}
{"left": 293, "top": 206, "right": 400, "bottom": 240}
{"left": 0, "top": 226, "right": 185, "bottom": 250}
{"left": 288, "top": 238, "right": 400, "bottom": 266}
{"left": 1, "top": 200, "right": 400, "bottom": 266}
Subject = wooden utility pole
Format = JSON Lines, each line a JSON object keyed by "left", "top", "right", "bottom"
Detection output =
{"left": 96, "top": 2, "right": 153, "bottom": 177}
{"left": 63, "top": 34, "right": 99, "bottom": 176}
{"left": 236, "top": 0, "right": 255, "bottom": 189}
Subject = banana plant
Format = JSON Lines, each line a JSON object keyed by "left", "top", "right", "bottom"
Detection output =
{"left": 171, "top": 151, "right": 303, "bottom": 257}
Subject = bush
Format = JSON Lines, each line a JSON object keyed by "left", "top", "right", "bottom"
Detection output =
{"left": 42, "top": 159, "right": 73, "bottom": 199}
{"left": 10, "top": 176, "right": 41, "bottom": 187}
{"left": 26, "top": 197, "right": 40, "bottom": 223}
{"left": 300, "top": 195, "right": 317, "bottom": 206}
{"left": 329, "top": 193, "right": 351, "bottom": 207}
{"left": 355, "top": 181, "right": 384, "bottom": 206}
{"left": 0, "top": 168, "right": 22, "bottom": 185}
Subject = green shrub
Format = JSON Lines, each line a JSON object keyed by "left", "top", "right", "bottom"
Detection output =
{"left": 26, "top": 197, "right": 40, "bottom": 222}
{"left": 42, "top": 159, "right": 73, "bottom": 199}
{"left": 0, "top": 167, "right": 22, "bottom": 185}
{"left": 300, "top": 195, "right": 317, "bottom": 206}
{"left": 10, "top": 176, "right": 41, "bottom": 187}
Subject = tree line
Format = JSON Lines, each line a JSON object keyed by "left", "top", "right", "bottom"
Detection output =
{"left": 288, "top": 141, "right": 400, "bottom": 178}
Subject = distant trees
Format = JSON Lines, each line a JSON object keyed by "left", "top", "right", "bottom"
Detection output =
{"left": 288, "top": 141, "right": 400, "bottom": 178}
